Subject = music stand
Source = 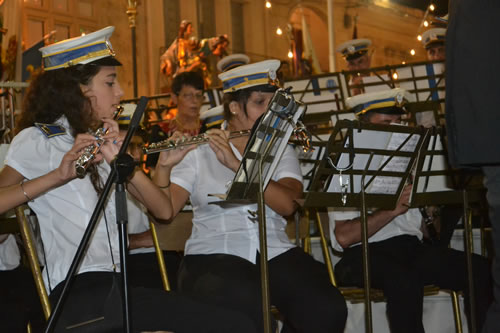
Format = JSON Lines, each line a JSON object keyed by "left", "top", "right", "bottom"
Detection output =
{"left": 45, "top": 97, "right": 149, "bottom": 333}
{"left": 212, "top": 88, "right": 307, "bottom": 333}
{"left": 304, "top": 119, "right": 428, "bottom": 333}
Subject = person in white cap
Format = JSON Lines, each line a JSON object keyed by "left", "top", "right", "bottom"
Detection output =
{"left": 337, "top": 38, "right": 373, "bottom": 95}
{"left": 330, "top": 89, "right": 492, "bottom": 333}
{"left": 421, "top": 28, "right": 446, "bottom": 61}
{"left": 216, "top": 53, "right": 250, "bottom": 73}
{"left": 337, "top": 38, "right": 373, "bottom": 72}
{"left": 0, "top": 26, "right": 256, "bottom": 332}
{"left": 154, "top": 59, "right": 347, "bottom": 333}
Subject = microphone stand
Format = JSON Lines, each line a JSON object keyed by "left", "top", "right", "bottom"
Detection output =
{"left": 45, "top": 97, "right": 149, "bottom": 333}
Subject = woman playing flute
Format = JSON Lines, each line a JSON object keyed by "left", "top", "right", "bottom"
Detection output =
{"left": 154, "top": 59, "right": 348, "bottom": 332}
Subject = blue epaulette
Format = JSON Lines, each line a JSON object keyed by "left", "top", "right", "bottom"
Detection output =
{"left": 34, "top": 122, "right": 67, "bottom": 138}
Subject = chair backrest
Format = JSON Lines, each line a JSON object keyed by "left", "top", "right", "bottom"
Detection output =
{"left": 154, "top": 211, "right": 193, "bottom": 251}
{"left": 15, "top": 205, "right": 51, "bottom": 320}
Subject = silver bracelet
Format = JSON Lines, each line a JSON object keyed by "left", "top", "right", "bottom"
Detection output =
{"left": 20, "top": 181, "right": 34, "bottom": 202}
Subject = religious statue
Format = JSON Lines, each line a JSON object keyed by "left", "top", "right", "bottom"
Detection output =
{"left": 160, "top": 20, "right": 229, "bottom": 89}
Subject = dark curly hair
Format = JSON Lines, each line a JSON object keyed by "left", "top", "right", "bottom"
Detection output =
{"left": 17, "top": 64, "right": 100, "bottom": 136}
{"left": 17, "top": 64, "right": 106, "bottom": 193}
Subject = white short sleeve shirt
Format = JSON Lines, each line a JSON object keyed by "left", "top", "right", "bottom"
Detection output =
{"left": 171, "top": 143, "right": 303, "bottom": 263}
{"left": 329, "top": 207, "right": 423, "bottom": 252}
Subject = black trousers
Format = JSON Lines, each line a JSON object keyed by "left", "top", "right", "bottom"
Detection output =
{"left": 178, "top": 247, "right": 347, "bottom": 333}
{"left": 49, "top": 271, "right": 257, "bottom": 333}
{"left": 0, "top": 265, "right": 45, "bottom": 333}
{"left": 127, "top": 250, "right": 182, "bottom": 291}
{"left": 335, "top": 235, "right": 492, "bottom": 333}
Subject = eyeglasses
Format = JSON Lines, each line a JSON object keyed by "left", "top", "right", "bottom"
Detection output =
{"left": 179, "top": 92, "right": 205, "bottom": 101}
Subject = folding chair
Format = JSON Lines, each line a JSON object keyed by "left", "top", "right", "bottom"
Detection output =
{"left": 15, "top": 205, "right": 51, "bottom": 320}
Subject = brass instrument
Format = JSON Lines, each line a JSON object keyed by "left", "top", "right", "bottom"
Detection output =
{"left": 75, "top": 106, "right": 123, "bottom": 178}
{"left": 142, "top": 129, "right": 251, "bottom": 155}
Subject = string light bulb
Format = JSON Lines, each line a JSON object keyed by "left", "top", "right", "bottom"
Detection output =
{"left": 392, "top": 72, "right": 398, "bottom": 80}
{"left": 417, "top": 35, "right": 422, "bottom": 41}
{"left": 265, "top": 1, "right": 271, "bottom": 9}
{"left": 276, "top": 27, "right": 282, "bottom": 35}
{"left": 288, "top": 50, "right": 293, "bottom": 59}
{"left": 429, "top": 4, "right": 435, "bottom": 11}
{"left": 423, "top": 20, "right": 429, "bottom": 27}
{"left": 410, "top": 49, "right": 416, "bottom": 56}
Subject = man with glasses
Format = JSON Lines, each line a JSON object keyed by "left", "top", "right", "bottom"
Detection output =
{"left": 128, "top": 71, "right": 205, "bottom": 291}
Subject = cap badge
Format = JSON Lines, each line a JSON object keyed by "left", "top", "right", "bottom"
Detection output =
{"left": 269, "top": 69, "right": 277, "bottom": 81}
{"left": 395, "top": 93, "right": 405, "bottom": 107}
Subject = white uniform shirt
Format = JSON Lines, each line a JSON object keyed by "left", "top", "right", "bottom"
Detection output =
{"left": 5, "top": 117, "right": 143, "bottom": 291}
{"left": 329, "top": 208, "right": 423, "bottom": 252}
{"left": 0, "top": 235, "right": 21, "bottom": 271}
{"left": 171, "top": 143, "right": 303, "bottom": 263}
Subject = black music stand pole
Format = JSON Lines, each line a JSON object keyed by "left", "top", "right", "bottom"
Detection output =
{"left": 45, "top": 97, "right": 149, "bottom": 333}
{"left": 360, "top": 153, "right": 375, "bottom": 333}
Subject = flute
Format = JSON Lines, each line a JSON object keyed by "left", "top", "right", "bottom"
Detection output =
{"left": 74, "top": 106, "right": 123, "bottom": 178}
{"left": 142, "top": 129, "right": 251, "bottom": 154}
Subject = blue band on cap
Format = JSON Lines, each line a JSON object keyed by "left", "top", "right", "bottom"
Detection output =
{"left": 342, "top": 44, "right": 367, "bottom": 55}
{"left": 43, "top": 41, "right": 111, "bottom": 70}
{"left": 360, "top": 97, "right": 397, "bottom": 110}
{"left": 222, "top": 72, "right": 269, "bottom": 91}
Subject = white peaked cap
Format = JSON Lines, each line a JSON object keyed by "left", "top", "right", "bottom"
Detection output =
{"left": 39, "top": 26, "right": 120, "bottom": 71}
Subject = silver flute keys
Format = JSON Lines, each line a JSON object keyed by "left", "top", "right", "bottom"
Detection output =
{"left": 142, "top": 130, "right": 251, "bottom": 155}
{"left": 74, "top": 105, "right": 123, "bottom": 179}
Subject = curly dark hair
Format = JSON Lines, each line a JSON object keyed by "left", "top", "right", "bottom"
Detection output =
{"left": 17, "top": 65, "right": 100, "bottom": 136}
{"left": 17, "top": 64, "right": 106, "bottom": 193}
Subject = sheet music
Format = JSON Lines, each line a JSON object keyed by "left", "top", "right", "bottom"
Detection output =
{"left": 367, "top": 132, "right": 420, "bottom": 194}
{"left": 326, "top": 129, "right": 392, "bottom": 194}
{"left": 326, "top": 127, "right": 420, "bottom": 196}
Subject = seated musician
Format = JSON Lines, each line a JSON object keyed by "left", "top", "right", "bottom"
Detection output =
{"left": 0, "top": 26, "right": 256, "bottom": 332}
{"left": 153, "top": 59, "right": 348, "bottom": 332}
{"left": 421, "top": 28, "right": 446, "bottom": 61}
{"left": 196, "top": 54, "right": 252, "bottom": 131}
{"left": 336, "top": 38, "right": 373, "bottom": 96}
{"left": 329, "top": 89, "right": 492, "bottom": 333}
